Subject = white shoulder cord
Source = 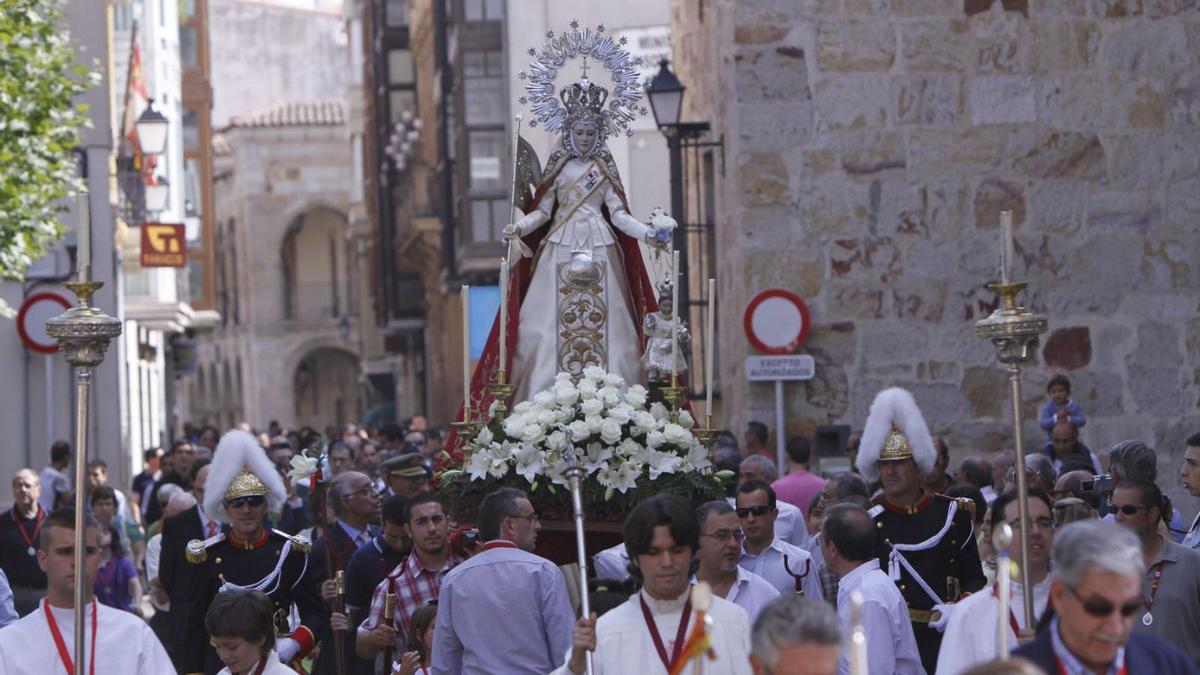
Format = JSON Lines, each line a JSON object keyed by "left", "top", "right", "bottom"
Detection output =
{"left": 219, "top": 539, "right": 294, "bottom": 596}
{"left": 886, "top": 501, "right": 958, "bottom": 607}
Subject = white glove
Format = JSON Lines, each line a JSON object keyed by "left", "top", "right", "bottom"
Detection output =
{"left": 502, "top": 224, "right": 519, "bottom": 239}
{"left": 930, "top": 603, "right": 954, "bottom": 632}
{"left": 276, "top": 637, "right": 301, "bottom": 662}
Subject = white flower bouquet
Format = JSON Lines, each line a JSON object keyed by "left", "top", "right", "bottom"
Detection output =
{"left": 438, "top": 366, "right": 727, "bottom": 514}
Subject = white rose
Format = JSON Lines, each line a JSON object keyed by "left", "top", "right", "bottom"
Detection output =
{"left": 503, "top": 416, "right": 526, "bottom": 439}
{"left": 513, "top": 401, "right": 534, "bottom": 415}
{"left": 554, "top": 371, "right": 573, "bottom": 384}
{"left": 533, "top": 390, "right": 555, "bottom": 407}
{"left": 583, "top": 365, "right": 607, "bottom": 381}
{"left": 603, "top": 372, "right": 625, "bottom": 388}
{"left": 577, "top": 378, "right": 598, "bottom": 399}
{"left": 599, "top": 387, "right": 621, "bottom": 406}
{"left": 650, "top": 402, "right": 670, "bottom": 421}
{"left": 662, "top": 423, "right": 688, "bottom": 446}
{"left": 646, "top": 430, "right": 665, "bottom": 448}
{"left": 536, "top": 409, "right": 557, "bottom": 427}
{"left": 521, "top": 423, "right": 546, "bottom": 444}
{"left": 580, "top": 398, "right": 604, "bottom": 416}
{"left": 607, "top": 403, "right": 633, "bottom": 425}
{"left": 476, "top": 426, "right": 495, "bottom": 446}
{"left": 599, "top": 418, "right": 623, "bottom": 445}
{"left": 625, "top": 384, "right": 649, "bottom": 408}
{"left": 585, "top": 414, "right": 604, "bottom": 433}
{"left": 619, "top": 437, "right": 643, "bottom": 457}
{"left": 568, "top": 419, "right": 591, "bottom": 440}
{"left": 546, "top": 430, "right": 568, "bottom": 451}
{"left": 632, "top": 411, "right": 657, "bottom": 434}
{"left": 554, "top": 384, "right": 580, "bottom": 407}
{"left": 677, "top": 410, "right": 695, "bottom": 429}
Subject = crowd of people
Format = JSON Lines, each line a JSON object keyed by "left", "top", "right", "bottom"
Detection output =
{"left": 0, "top": 376, "right": 1198, "bottom": 675}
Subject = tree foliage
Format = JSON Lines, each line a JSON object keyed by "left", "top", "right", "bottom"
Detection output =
{"left": 0, "top": 0, "right": 95, "bottom": 313}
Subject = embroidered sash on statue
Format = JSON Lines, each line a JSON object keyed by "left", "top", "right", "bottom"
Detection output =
{"left": 532, "top": 159, "right": 609, "bottom": 267}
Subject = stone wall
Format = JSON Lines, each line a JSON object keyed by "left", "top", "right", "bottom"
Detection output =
{"left": 671, "top": 0, "right": 1200, "bottom": 511}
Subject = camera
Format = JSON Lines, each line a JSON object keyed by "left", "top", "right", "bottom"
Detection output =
{"left": 1080, "top": 474, "right": 1113, "bottom": 493}
{"left": 461, "top": 529, "right": 479, "bottom": 547}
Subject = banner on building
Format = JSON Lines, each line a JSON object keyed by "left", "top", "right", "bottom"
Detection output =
{"left": 140, "top": 223, "right": 187, "bottom": 267}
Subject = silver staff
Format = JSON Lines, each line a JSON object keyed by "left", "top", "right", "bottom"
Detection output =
{"left": 994, "top": 523, "right": 1014, "bottom": 660}
{"left": 564, "top": 445, "right": 594, "bottom": 675}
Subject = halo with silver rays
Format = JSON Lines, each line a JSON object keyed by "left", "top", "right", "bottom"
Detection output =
{"left": 518, "top": 20, "right": 649, "bottom": 138}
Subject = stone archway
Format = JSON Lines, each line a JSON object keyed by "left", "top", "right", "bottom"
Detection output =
{"left": 293, "top": 347, "right": 362, "bottom": 431}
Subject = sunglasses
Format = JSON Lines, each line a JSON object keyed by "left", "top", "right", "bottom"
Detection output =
{"left": 1107, "top": 504, "right": 1150, "bottom": 516}
{"left": 736, "top": 505, "right": 773, "bottom": 518}
{"left": 225, "top": 495, "right": 266, "bottom": 509}
{"left": 1066, "top": 585, "right": 1142, "bottom": 618}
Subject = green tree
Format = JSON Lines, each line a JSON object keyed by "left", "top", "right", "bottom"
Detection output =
{"left": 0, "top": 0, "right": 95, "bottom": 316}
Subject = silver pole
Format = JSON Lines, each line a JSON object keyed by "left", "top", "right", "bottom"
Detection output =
{"left": 564, "top": 465, "right": 593, "bottom": 675}
{"left": 72, "top": 367, "right": 92, "bottom": 675}
{"left": 1007, "top": 365, "right": 1034, "bottom": 630}
{"left": 994, "top": 523, "right": 1014, "bottom": 660}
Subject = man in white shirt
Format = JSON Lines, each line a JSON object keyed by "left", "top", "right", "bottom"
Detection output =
{"left": 557, "top": 494, "right": 753, "bottom": 674}
{"left": 38, "top": 441, "right": 72, "bottom": 512}
{"left": 0, "top": 508, "right": 174, "bottom": 674}
{"left": 592, "top": 542, "right": 631, "bottom": 582}
{"left": 820, "top": 503, "right": 924, "bottom": 675}
{"left": 749, "top": 596, "right": 842, "bottom": 675}
{"left": 936, "top": 489, "right": 1054, "bottom": 674}
{"left": 736, "top": 481, "right": 823, "bottom": 600}
{"left": 1179, "top": 433, "right": 1200, "bottom": 551}
{"left": 694, "top": 501, "right": 779, "bottom": 621}
{"left": 738, "top": 456, "right": 809, "bottom": 547}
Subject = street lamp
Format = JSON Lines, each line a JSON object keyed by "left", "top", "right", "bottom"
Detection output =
{"left": 144, "top": 175, "right": 170, "bottom": 215}
{"left": 136, "top": 99, "right": 170, "bottom": 156}
{"left": 646, "top": 59, "right": 684, "bottom": 130}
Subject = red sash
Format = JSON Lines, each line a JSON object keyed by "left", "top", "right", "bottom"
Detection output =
{"left": 991, "top": 584, "right": 1022, "bottom": 636}
{"left": 639, "top": 594, "right": 692, "bottom": 673}
{"left": 44, "top": 599, "right": 97, "bottom": 675}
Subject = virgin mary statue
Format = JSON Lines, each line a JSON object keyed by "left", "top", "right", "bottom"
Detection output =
{"left": 458, "top": 78, "right": 663, "bottom": 421}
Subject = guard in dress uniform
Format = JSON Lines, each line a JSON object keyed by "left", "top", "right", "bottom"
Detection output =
{"left": 183, "top": 430, "right": 327, "bottom": 675}
{"left": 856, "top": 387, "right": 986, "bottom": 675}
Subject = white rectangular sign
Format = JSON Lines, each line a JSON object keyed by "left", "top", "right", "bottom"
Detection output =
{"left": 745, "top": 354, "right": 816, "bottom": 382}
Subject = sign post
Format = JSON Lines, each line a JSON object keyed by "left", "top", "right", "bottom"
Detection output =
{"left": 743, "top": 289, "right": 812, "bottom": 470}
{"left": 18, "top": 292, "right": 72, "bottom": 452}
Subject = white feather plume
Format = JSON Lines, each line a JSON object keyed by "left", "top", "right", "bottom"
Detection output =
{"left": 204, "top": 429, "right": 288, "bottom": 523}
{"left": 855, "top": 387, "right": 936, "bottom": 483}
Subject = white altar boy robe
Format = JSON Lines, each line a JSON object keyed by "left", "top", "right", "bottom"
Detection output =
{"left": 551, "top": 588, "right": 753, "bottom": 675}
{"left": 935, "top": 577, "right": 1052, "bottom": 675}
{"left": 0, "top": 599, "right": 174, "bottom": 674}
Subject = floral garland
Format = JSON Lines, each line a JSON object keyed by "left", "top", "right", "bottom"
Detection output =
{"left": 439, "top": 366, "right": 728, "bottom": 504}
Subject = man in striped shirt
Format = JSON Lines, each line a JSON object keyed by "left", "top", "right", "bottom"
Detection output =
{"left": 356, "top": 493, "right": 462, "bottom": 660}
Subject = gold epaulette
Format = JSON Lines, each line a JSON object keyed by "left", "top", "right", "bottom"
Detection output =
{"left": 272, "top": 529, "right": 311, "bottom": 554}
{"left": 955, "top": 497, "right": 977, "bottom": 520}
{"left": 186, "top": 532, "right": 226, "bottom": 564}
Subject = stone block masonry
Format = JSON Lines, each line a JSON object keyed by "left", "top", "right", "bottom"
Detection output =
{"left": 671, "top": 0, "right": 1200, "bottom": 515}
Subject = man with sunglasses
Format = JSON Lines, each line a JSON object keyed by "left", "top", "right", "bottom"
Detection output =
{"left": 185, "top": 430, "right": 326, "bottom": 675}
{"left": 1110, "top": 479, "right": 1200, "bottom": 664}
{"left": 694, "top": 500, "right": 779, "bottom": 621}
{"left": 736, "top": 480, "right": 823, "bottom": 600}
{"left": 855, "top": 387, "right": 985, "bottom": 675}
{"left": 1014, "top": 519, "right": 1195, "bottom": 673}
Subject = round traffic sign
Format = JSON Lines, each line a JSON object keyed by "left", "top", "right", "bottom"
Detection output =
{"left": 17, "top": 292, "right": 72, "bottom": 354}
{"left": 743, "top": 288, "right": 810, "bottom": 355}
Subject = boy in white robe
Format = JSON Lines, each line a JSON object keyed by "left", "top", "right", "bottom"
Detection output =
{"left": 554, "top": 495, "right": 753, "bottom": 675}
{"left": 0, "top": 508, "right": 174, "bottom": 675}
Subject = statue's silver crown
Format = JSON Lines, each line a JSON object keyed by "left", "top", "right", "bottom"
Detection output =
{"left": 561, "top": 79, "right": 607, "bottom": 121}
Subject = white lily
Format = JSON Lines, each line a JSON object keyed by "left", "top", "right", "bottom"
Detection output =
{"left": 287, "top": 454, "right": 320, "bottom": 483}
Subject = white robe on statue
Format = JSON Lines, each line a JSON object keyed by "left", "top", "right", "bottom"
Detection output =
{"left": 935, "top": 576, "right": 1052, "bottom": 675}
{"left": 550, "top": 588, "right": 753, "bottom": 675}
{"left": 0, "top": 599, "right": 174, "bottom": 675}
{"left": 511, "top": 156, "right": 651, "bottom": 401}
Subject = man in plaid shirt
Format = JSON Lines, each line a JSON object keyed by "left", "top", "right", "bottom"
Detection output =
{"left": 356, "top": 493, "right": 463, "bottom": 660}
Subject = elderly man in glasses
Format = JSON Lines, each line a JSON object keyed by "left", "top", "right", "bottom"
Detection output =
{"left": 1013, "top": 519, "right": 1194, "bottom": 673}
{"left": 694, "top": 500, "right": 779, "bottom": 622}
{"left": 186, "top": 430, "right": 325, "bottom": 674}
{"left": 736, "top": 480, "right": 823, "bottom": 600}
{"left": 1110, "top": 479, "right": 1200, "bottom": 665}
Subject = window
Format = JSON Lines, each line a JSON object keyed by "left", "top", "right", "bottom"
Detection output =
{"left": 386, "top": 0, "right": 409, "bottom": 27}
{"left": 184, "top": 158, "right": 201, "bottom": 218}
{"left": 388, "top": 50, "right": 414, "bottom": 84}
{"left": 467, "top": 130, "right": 503, "bottom": 190}
{"left": 388, "top": 90, "right": 416, "bottom": 124}
{"left": 469, "top": 198, "right": 507, "bottom": 242}
{"left": 182, "top": 109, "right": 199, "bottom": 150}
{"left": 463, "top": 52, "right": 503, "bottom": 125}
{"left": 180, "top": 27, "right": 197, "bottom": 68}
{"left": 464, "top": 0, "right": 503, "bottom": 21}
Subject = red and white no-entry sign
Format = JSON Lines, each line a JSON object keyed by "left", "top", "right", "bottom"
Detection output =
{"left": 17, "top": 292, "right": 72, "bottom": 354}
{"left": 743, "top": 288, "right": 810, "bottom": 355}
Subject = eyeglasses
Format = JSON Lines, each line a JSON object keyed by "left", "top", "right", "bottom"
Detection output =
{"left": 224, "top": 495, "right": 266, "bottom": 509}
{"left": 346, "top": 484, "right": 379, "bottom": 499}
{"left": 1108, "top": 504, "right": 1150, "bottom": 516}
{"left": 1007, "top": 517, "right": 1055, "bottom": 531}
{"left": 508, "top": 513, "right": 540, "bottom": 523}
{"left": 1065, "top": 585, "right": 1142, "bottom": 618}
{"left": 701, "top": 529, "right": 744, "bottom": 542}
{"left": 736, "top": 505, "right": 773, "bottom": 518}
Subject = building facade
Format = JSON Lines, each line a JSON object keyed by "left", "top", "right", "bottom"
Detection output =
{"left": 670, "top": 0, "right": 1200, "bottom": 505}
